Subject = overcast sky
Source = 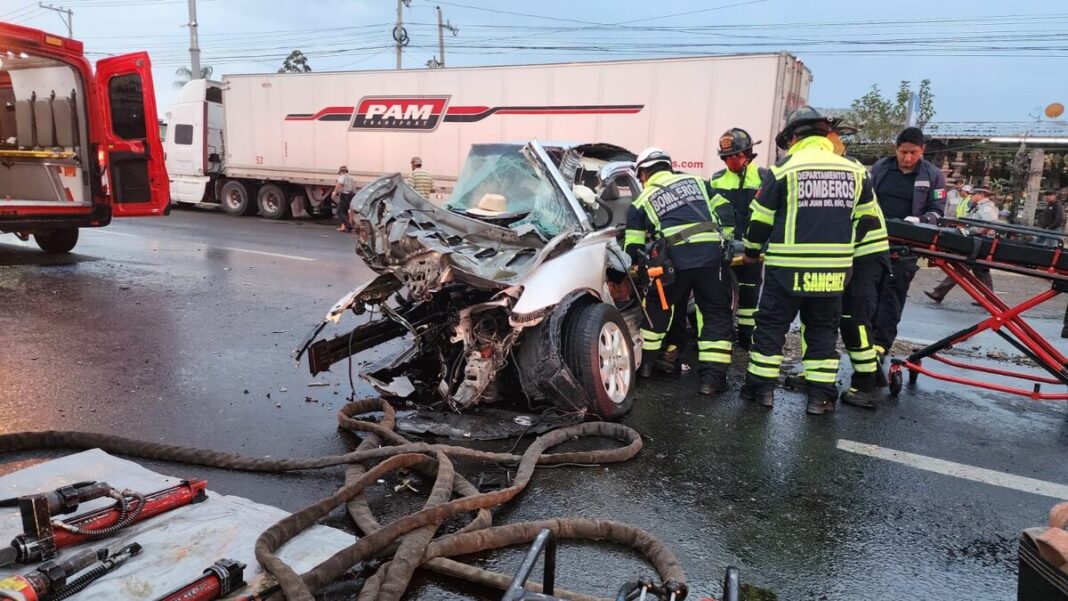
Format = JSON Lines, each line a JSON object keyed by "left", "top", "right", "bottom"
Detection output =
{"left": 4, "top": 0, "right": 1065, "bottom": 122}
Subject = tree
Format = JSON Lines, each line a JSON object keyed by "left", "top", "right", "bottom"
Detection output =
{"left": 845, "top": 79, "right": 936, "bottom": 149}
{"left": 173, "top": 65, "right": 214, "bottom": 89}
{"left": 278, "top": 50, "right": 312, "bottom": 73}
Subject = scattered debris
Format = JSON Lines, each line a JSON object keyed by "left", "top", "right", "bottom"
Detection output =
{"left": 307, "top": 381, "right": 330, "bottom": 387}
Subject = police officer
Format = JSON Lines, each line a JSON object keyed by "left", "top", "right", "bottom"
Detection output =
{"left": 740, "top": 107, "right": 881, "bottom": 415}
{"left": 870, "top": 127, "right": 946, "bottom": 366}
{"left": 709, "top": 128, "right": 769, "bottom": 350}
{"left": 624, "top": 147, "right": 736, "bottom": 395}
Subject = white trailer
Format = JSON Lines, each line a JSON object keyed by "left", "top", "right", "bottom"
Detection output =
{"left": 164, "top": 53, "right": 811, "bottom": 219}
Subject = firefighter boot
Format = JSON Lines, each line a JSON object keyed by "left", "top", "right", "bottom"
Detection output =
{"left": 840, "top": 375, "right": 879, "bottom": 409}
{"left": 740, "top": 381, "right": 774, "bottom": 408}
{"left": 806, "top": 394, "right": 836, "bottom": 415}
{"left": 698, "top": 366, "right": 729, "bottom": 396}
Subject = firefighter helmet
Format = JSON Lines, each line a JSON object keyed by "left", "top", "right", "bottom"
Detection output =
{"left": 775, "top": 106, "right": 833, "bottom": 150}
{"left": 717, "top": 128, "right": 760, "bottom": 158}
{"left": 635, "top": 147, "right": 672, "bottom": 172}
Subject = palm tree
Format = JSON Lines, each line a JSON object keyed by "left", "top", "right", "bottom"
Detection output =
{"left": 174, "top": 65, "right": 214, "bottom": 89}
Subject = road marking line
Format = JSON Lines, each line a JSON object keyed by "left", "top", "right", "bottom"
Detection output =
{"left": 836, "top": 439, "right": 1068, "bottom": 499}
{"left": 88, "top": 229, "right": 140, "bottom": 238}
{"left": 217, "top": 247, "right": 316, "bottom": 262}
{"left": 86, "top": 229, "right": 316, "bottom": 261}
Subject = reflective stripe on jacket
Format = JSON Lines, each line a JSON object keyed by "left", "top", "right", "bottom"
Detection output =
{"left": 709, "top": 163, "right": 768, "bottom": 240}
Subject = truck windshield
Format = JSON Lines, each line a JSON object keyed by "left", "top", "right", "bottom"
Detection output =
{"left": 446, "top": 144, "right": 579, "bottom": 240}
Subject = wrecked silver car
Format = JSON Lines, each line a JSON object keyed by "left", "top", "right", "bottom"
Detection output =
{"left": 297, "top": 141, "right": 644, "bottom": 419}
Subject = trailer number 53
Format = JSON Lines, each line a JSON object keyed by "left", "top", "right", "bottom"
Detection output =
{"left": 255, "top": 155, "right": 264, "bottom": 165}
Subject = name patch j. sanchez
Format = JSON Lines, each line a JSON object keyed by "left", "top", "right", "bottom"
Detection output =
{"left": 796, "top": 170, "right": 855, "bottom": 209}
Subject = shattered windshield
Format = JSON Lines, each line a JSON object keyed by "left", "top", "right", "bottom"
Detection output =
{"left": 445, "top": 144, "right": 579, "bottom": 240}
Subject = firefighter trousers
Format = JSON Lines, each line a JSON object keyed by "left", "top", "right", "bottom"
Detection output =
{"left": 746, "top": 268, "right": 843, "bottom": 402}
{"left": 732, "top": 261, "right": 763, "bottom": 348}
{"left": 840, "top": 256, "right": 887, "bottom": 392}
{"left": 641, "top": 266, "right": 733, "bottom": 377}
{"left": 872, "top": 256, "right": 919, "bottom": 353}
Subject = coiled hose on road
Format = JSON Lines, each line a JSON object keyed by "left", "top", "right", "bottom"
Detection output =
{"left": 0, "top": 398, "right": 688, "bottom": 601}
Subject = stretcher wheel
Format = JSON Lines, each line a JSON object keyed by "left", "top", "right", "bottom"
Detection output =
{"left": 889, "top": 370, "right": 903, "bottom": 396}
{"left": 908, "top": 366, "right": 920, "bottom": 384}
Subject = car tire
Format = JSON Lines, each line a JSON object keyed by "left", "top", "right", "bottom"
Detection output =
{"left": 257, "top": 183, "right": 290, "bottom": 220}
{"left": 219, "top": 180, "right": 256, "bottom": 216}
{"left": 34, "top": 228, "right": 78, "bottom": 254}
{"left": 563, "top": 302, "right": 635, "bottom": 419}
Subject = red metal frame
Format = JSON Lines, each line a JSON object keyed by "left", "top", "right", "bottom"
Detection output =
{"left": 886, "top": 245, "right": 1068, "bottom": 401}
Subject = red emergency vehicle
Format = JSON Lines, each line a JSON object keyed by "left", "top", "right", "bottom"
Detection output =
{"left": 0, "top": 22, "right": 168, "bottom": 253}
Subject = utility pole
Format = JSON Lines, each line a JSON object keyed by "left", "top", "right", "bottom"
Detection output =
{"left": 38, "top": 3, "right": 72, "bottom": 37}
{"left": 187, "top": 0, "right": 201, "bottom": 79}
{"left": 1022, "top": 148, "right": 1045, "bottom": 226}
{"left": 433, "top": 6, "right": 458, "bottom": 68}
{"left": 394, "top": 0, "right": 412, "bottom": 70}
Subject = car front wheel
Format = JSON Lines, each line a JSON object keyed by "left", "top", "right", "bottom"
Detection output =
{"left": 563, "top": 303, "right": 635, "bottom": 419}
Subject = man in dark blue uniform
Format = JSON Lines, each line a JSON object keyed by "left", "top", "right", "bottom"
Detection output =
{"left": 870, "top": 127, "right": 947, "bottom": 370}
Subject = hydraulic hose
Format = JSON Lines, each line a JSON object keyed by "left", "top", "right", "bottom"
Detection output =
{"left": 0, "top": 398, "right": 687, "bottom": 601}
{"left": 45, "top": 543, "right": 142, "bottom": 601}
{"left": 52, "top": 490, "right": 146, "bottom": 539}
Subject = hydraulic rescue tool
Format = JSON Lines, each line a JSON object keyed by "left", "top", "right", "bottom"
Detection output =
{"left": 0, "top": 543, "right": 142, "bottom": 601}
{"left": 0, "top": 480, "right": 207, "bottom": 567}
{"left": 634, "top": 239, "right": 676, "bottom": 312}
{"left": 153, "top": 559, "right": 247, "bottom": 601}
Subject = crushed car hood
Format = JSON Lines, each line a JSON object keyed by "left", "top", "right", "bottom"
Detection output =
{"left": 350, "top": 174, "right": 551, "bottom": 298}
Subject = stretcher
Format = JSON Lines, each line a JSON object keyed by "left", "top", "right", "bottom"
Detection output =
{"left": 884, "top": 217, "right": 1068, "bottom": 401}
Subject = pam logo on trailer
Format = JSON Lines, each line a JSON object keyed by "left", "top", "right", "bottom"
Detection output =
{"left": 349, "top": 96, "right": 451, "bottom": 131}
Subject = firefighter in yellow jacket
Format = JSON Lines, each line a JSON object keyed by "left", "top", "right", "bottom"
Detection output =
{"left": 709, "top": 128, "right": 770, "bottom": 350}
{"left": 624, "top": 147, "right": 736, "bottom": 396}
{"left": 740, "top": 107, "right": 882, "bottom": 415}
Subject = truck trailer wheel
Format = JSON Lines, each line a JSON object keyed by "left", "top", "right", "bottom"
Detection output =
{"left": 563, "top": 302, "right": 635, "bottom": 420}
{"left": 34, "top": 228, "right": 79, "bottom": 254}
{"left": 257, "top": 183, "right": 290, "bottom": 220}
{"left": 219, "top": 180, "right": 257, "bottom": 216}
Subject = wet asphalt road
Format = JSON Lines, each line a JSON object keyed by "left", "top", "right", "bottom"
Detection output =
{"left": 1, "top": 209, "right": 1067, "bottom": 601}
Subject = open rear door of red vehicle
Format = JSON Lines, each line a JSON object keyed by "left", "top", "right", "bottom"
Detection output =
{"left": 95, "top": 52, "right": 169, "bottom": 216}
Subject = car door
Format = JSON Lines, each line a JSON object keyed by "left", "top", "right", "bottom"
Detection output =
{"left": 95, "top": 52, "right": 169, "bottom": 216}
